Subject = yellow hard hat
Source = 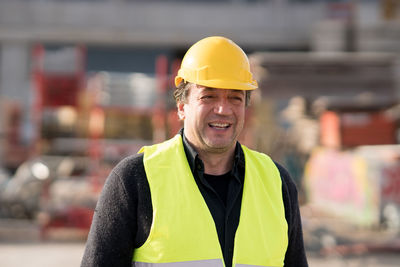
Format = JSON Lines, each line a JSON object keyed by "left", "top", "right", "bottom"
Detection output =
{"left": 175, "top": 36, "right": 258, "bottom": 90}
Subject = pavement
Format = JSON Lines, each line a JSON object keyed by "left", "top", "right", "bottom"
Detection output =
{"left": 0, "top": 242, "right": 85, "bottom": 267}
{"left": 0, "top": 218, "right": 400, "bottom": 267}
{"left": 1, "top": 241, "right": 400, "bottom": 267}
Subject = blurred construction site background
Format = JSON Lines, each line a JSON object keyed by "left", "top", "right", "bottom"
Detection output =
{"left": 0, "top": 0, "right": 400, "bottom": 266}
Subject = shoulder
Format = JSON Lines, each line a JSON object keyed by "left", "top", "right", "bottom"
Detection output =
{"left": 112, "top": 153, "right": 144, "bottom": 176}
{"left": 107, "top": 153, "right": 146, "bottom": 194}
{"left": 273, "top": 161, "right": 299, "bottom": 224}
{"left": 274, "top": 162, "right": 298, "bottom": 194}
{"left": 274, "top": 162, "right": 299, "bottom": 211}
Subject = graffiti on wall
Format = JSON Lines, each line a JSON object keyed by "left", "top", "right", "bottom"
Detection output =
{"left": 304, "top": 148, "right": 379, "bottom": 226}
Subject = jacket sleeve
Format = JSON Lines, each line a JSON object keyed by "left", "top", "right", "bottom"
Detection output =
{"left": 81, "top": 154, "right": 148, "bottom": 267}
{"left": 275, "top": 163, "right": 309, "bottom": 267}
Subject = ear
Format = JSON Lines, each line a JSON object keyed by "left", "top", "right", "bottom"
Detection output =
{"left": 177, "top": 102, "right": 185, "bottom": 120}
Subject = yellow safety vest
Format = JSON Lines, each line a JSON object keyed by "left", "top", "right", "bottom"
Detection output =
{"left": 134, "top": 135, "right": 288, "bottom": 267}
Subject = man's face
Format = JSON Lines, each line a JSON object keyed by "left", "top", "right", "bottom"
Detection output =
{"left": 178, "top": 84, "right": 246, "bottom": 154}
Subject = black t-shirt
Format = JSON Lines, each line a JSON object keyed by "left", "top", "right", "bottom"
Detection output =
{"left": 203, "top": 172, "right": 231, "bottom": 207}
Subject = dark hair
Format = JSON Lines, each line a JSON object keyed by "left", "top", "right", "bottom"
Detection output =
{"left": 174, "top": 82, "right": 252, "bottom": 106}
{"left": 173, "top": 81, "right": 192, "bottom": 104}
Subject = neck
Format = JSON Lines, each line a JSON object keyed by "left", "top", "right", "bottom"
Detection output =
{"left": 196, "top": 145, "right": 236, "bottom": 175}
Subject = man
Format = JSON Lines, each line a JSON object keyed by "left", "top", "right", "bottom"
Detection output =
{"left": 81, "top": 36, "right": 308, "bottom": 267}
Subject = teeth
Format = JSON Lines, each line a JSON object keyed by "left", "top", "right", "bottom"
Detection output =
{"left": 209, "top": 122, "right": 230, "bottom": 128}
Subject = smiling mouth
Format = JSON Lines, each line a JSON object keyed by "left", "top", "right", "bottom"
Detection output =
{"left": 208, "top": 122, "right": 231, "bottom": 129}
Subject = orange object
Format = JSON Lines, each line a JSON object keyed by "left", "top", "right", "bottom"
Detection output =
{"left": 320, "top": 110, "right": 396, "bottom": 148}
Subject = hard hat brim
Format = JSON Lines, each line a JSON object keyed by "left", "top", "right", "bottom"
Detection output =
{"left": 175, "top": 76, "right": 258, "bottom": 90}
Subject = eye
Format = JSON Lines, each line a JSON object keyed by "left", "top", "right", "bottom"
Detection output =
{"left": 200, "top": 95, "right": 215, "bottom": 101}
{"left": 229, "top": 95, "right": 244, "bottom": 104}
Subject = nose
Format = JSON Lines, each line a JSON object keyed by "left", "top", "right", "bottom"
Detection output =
{"left": 214, "top": 97, "right": 232, "bottom": 115}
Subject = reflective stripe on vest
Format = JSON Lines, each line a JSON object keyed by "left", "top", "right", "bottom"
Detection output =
{"left": 133, "top": 259, "right": 224, "bottom": 267}
{"left": 133, "top": 261, "right": 276, "bottom": 267}
{"left": 134, "top": 135, "right": 288, "bottom": 266}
